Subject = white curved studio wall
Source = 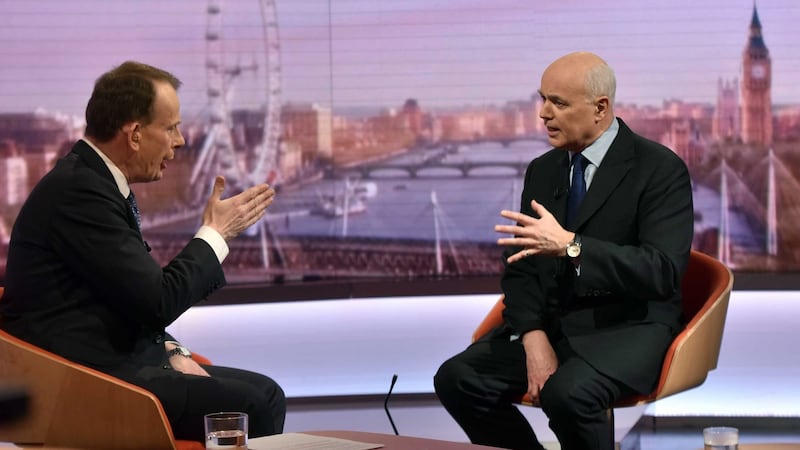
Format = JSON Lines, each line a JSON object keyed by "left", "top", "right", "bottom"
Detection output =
{"left": 167, "top": 291, "right": 800, "bottom": 417}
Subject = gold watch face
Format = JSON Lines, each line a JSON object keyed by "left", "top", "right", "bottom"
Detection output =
{"left": 567, "top": 243, "right": 581, "bottom": 258}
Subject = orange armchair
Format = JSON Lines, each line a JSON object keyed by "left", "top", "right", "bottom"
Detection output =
{"left": 0, "top": 286, "right": 206, "bottom": 450}
{"left": 471, "top": 250, "right": 734, "bottom": 444}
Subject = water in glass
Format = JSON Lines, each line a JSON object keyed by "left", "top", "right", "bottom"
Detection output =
{"left": 206, "top": 429, "right": 247, "bottom": 449}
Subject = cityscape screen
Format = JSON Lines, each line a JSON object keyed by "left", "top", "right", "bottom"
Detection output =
{"left": 1, "top": 0, "right": 799, "bottom": 302}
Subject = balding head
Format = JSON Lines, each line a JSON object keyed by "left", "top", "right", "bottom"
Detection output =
{"left": 538, "top": 52, "right": 616, "bottom": 151}
{"left": 548, "top": 52, "right": 616, "bottom": 107}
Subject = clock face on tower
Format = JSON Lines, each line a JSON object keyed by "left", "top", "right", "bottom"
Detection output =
{"left": 751, "top": 63, "right": 767, "bottom": 79}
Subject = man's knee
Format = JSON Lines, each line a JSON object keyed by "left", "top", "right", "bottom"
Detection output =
{"left": 433, "top": 360, "right": 451, "bottom": 395}
{"left": 266, "top": 380, "right": 286, "bottom": 428}
{"left": 539, "top": 378, "right": 572, "bottom": 417}
{"left": 259, "top": 375, "right": 286, "bottom": 408}
{"left": 434, "top": 357, "right": 467, "bottom": 405}
{"left": 539, "top": 377, "right": 600, "bottom": 422}
{"left": 250, "top": 376, "right": 286, "bottom": 436}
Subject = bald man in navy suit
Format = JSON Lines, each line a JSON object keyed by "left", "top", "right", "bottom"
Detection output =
{"left": 435, "top": 52, "right": 694, "bottom": 450}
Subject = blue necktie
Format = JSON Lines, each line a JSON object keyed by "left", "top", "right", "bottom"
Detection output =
{"left": 566, "top": 153, "right": 587, "bottom": 229}
{"left": 126, "top": 191, "right": 141, "bottom": 231}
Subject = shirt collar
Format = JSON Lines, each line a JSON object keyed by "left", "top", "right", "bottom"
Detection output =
{"left": 571, "top": 117, "right": 619, "bottom": 167}
{"left": 81, "top": 137, "right": 131, "bottom": 198}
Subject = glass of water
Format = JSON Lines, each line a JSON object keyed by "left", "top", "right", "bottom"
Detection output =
{"left": 204, "top": 412, "right": 248, "bottom": 449}
{"left": 703, "top": 426, "right": 738, "bottom": 450}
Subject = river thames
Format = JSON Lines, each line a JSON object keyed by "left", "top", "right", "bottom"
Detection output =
{"left": 263, "top": 140, "right": 760, "bottom": 257}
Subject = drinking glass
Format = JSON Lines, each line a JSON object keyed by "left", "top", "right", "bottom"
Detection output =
{"left": 703, "top": 426, "right": 738, "bottom": 450}
{"left": 204, "top": 412, "right": 248, "bottom": 450}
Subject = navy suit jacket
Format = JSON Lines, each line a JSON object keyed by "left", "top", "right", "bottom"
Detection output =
{"left": 0, "top": 140, "right": 225, "bottom": 373}
{"left": 500, "top": 118, "right": 694, "bottom": 393}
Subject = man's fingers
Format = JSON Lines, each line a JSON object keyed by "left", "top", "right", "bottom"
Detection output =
{"left": 529, "top": 199, "right": 551, "bottom": 219}
{"left": 499, "top": 209, "right": 519, "bottom": 220}
{"left": 500, "top": 209, "right": 534, "bottom": 225}
{"left": 211, "top": 176, "right": 225, "bottom": 201}
{"left": 527, "top": 383, "right": 539, "bottom": 402}
{"left": 494, "top": 224, "right": 519, "bottom": 235}
{"left": 245, "top": 184, "right": 272, "bottom": 205}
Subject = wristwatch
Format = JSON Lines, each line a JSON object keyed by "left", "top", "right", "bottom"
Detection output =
{"left": 166, "top": 345, "right": 192, "bottom": 358}
{"left": 566, "top": 234, "right": 582, "bottom": 260}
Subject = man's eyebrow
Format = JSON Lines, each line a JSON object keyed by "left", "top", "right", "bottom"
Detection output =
{"left": 538, "top": 91, "right": 566, "bottom": 103}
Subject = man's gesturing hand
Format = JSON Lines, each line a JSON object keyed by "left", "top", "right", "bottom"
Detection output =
{"left": 202, "top": 176, "right": 275, "bottom": 241}
{"left": 495, "top": 199, "right": 573, "bottom": 263}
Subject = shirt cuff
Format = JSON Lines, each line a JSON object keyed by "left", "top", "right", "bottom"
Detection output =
{"left": 194, "top": 225, "right": 229, "bottom": 263}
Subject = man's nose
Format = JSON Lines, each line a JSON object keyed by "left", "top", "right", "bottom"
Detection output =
{"left": 539, "top": 103, "right": 551, "bottom": 119}
{"left": 174, "top": 129, "right": 186, "bottom": 148}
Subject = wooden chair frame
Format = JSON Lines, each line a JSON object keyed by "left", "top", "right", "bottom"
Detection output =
{"left": 0, "top": 287, "right": 204, "bottom": 450}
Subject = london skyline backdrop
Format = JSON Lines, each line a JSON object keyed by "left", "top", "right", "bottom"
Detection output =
{"left": 2, "top": 0, "right": 800, "bottom": 286}
{"left": 0, "top": 0, "right": 799, "bottom": 119}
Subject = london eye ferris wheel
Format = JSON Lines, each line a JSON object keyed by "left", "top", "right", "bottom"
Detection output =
{"left": 191, "top": 0, "right": 283, "bottom": 270}
{"left": 191, "top": 0, "right": 282, "bottom": 199}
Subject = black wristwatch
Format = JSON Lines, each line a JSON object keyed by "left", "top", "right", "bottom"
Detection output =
{"left": 566, "top": 233, "right": 582, "bottom": 260}
{"left": 166, "top": 345, "right": 192, "bottom": 358}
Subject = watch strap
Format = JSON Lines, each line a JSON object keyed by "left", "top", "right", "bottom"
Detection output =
{"left": 566, "top": 234, "right": 582, "bottom": 265}
{"left": 166, "top": 345, "right": 192, "bottom": 358}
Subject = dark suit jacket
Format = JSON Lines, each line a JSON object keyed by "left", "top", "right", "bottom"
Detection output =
{"left": 500, "top": 118, "right": 694, "bottom": 393}
{"left": 0, "top": 140, "right": 225, "bottom": 374}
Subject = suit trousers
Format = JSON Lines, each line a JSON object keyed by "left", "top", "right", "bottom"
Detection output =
{"left": 114, "top": 363, "right": 286, "bottom": 441}
{"left": 434, "top": 333, "right": 635, "bottom": 450}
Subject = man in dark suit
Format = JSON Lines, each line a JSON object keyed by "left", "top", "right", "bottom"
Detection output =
{"left": 0, "top": 61, "right": 285, "bottom": 441}
{"left": 434, "top": 52, "right": 694, "bottom": 449}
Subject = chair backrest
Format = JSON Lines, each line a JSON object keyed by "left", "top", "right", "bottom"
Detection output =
{"left": 0, "top": 286, "right": 203, "bottom": 450}
{"left": 645, "top": 250, "right": 733, "bottom": 402}
{"left": 471, "top": 294, "right": 506, "bottom": 343}
{"left": 470, "top": 250, "right": 734, "bottom": 405}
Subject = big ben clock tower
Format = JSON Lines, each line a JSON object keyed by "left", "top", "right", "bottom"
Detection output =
{"left": 741, "top": 4, "right": 772, "bottom": 147}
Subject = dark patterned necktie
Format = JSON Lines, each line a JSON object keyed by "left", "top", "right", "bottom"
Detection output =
{"left": 126, "top": 191, "right": 141, "bottom": 231}
{"left": 566, "top": 153, "right": 587, "bottom": 229}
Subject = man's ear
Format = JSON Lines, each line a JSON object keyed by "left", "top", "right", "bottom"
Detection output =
{"left": 595, "top": 97, "right": 610, "bottom": 121}
{"left": 122, "top": 123, "right": 141, "bottom": 148}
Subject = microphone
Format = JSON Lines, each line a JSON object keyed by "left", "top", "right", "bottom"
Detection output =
{"left": 384, "top": 374, "right": 399, "bottom": 435}
{"left": 553, "top": 186, "right": 568, "bottom": 199}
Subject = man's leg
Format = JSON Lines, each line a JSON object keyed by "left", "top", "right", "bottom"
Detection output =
{"left": 539, "top": 344, "right": 636, "bottom": 450}
{"left": 169, "top": 365, "right": 285, "bottom": 441}
{"left": 434, "top": 339, "right": 545, "bottom": 450}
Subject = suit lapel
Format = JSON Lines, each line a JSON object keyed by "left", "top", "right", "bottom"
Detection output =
{"left": 528, "top": 150, "right": 570, "bottom": 223}
{"left": 571, "top": 120, "right": 635, "bottom": 230}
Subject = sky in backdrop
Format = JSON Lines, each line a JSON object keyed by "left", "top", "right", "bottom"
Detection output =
{"left": 0, "top": 0, "right": 798, "bottom": 118}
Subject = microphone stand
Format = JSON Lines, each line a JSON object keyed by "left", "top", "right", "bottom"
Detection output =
{"left": 384, "top": 374, "right": 399, "bottom": 435}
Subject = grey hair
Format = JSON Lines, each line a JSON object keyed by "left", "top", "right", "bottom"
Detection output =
{"left": 585, "top": 62, "right": 616, "bottom": 106}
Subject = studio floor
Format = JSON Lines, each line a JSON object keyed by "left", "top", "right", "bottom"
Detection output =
{"left": 282, "top": 395, "right": 800, "bottom": 449}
